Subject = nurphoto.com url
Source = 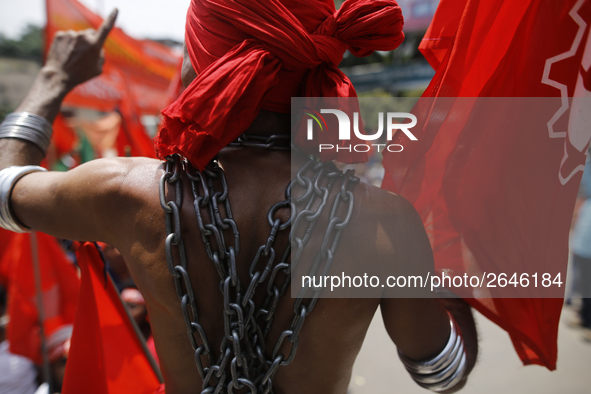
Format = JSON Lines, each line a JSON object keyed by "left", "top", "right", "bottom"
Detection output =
{"left": 302, "top": 271, "right": 564, "bottom": 292}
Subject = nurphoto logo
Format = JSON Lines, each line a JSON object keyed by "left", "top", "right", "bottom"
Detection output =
{"left": 303, "top": 107, "right": 418, "bottom": 153}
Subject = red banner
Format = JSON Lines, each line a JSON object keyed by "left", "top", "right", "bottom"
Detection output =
{"left": 62, "top": 243, "right": 160, "bottom": 394}
{"left": 2, "top": 233, "right": 79, "bottom": 364}
{"left": 382, "top": 0, "right": 591, "bottom": 369}
{"left": 45, "top": 0, "right": 181, "bottom": 115}
{"left": 0, "top": 229, "right": 16, "bottom": 287}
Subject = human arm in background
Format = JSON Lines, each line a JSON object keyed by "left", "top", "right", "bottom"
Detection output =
{"left": 379, "top": 196, "right": 478, "bottom": 393}
{"left": 0, "top": 9, "right": 118, "bottom": 169}
{"left": 0, "top": 10, "right": 141, "bottom": 246}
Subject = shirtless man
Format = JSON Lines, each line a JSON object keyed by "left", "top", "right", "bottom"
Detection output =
{"left": 0, "top": 3, "right": 477, "bottom": 393}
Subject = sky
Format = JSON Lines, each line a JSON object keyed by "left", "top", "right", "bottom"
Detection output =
{"left": 0, "top": 0, "right": 190, "bottom": 42}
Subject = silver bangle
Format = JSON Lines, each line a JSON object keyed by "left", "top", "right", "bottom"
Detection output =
{"left": 0, "top": 165, "right": 47, "bottom": 233}
{"left": 0, "top": 112, "right": 53, "bottom": 155}
{"left": 398, "top": 313, "right": 468, "bottom": 392}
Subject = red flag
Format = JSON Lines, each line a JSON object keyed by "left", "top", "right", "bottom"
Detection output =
{"left": 116, "top": 74, "right": 157, "bottom": 158}
{"left": 4, "top": 233, "right": 79, "bottom": 364}
{"left": 0, "top": 229, "right": 16, "bottom": 287}
{"left": 62, "top": 243, "right": 160, "bottom": 394}
{"left": 45, "top": 0, "right": 181, "bottom": 115}
{"left": 418, "top": 0, "right": 467, "bottom": 70}
{"left": 163, "top": 59, "right": 185, "bottom": 107}
{"left": 51, "top": 113, "right": 78, "bottom": 157}
{"left": 382, "top": 0, "right": 591, "bottom": 370}
{"left": 155, "top": 60, "right": 185, "bottom": 145}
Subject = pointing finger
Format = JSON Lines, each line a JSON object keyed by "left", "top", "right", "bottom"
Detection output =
{"left": 95, "top": 8, "right": 118, "bottom": 45}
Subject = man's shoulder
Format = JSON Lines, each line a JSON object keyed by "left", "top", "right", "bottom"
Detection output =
{"left": 349, "top": 181, "right": 431, "bottom": 268}
{"left": 353, "top": 181, "right": 421, "bottom": 230}
{"left": 79, "top": 157, "right": 166, "bottom": 254}
{"left": 82, "top": 156, "right": 163, "bottom": 196}
{"left": 71, "top": 156, "right": 164, "bottom": 223}
{"left": 100, "top": 156, "right": 163, "bottom": 175}
{"left": 346, "top": 183, "right": 434, "bottom": 292}
{"left": 70, "top": 156, "right": 162, "bottom": 184}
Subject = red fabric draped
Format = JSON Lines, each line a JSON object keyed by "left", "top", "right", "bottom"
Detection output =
{"left": 382, "top": 0, "right": 591, "bottom": 370}
{"left": 154, "top": 0, "right": 404, "bottom": 169}
{"left": 3, "top": 233, "right": 79, "bottom": 364}
{"left": 62, "top": 243, "right": 160, "bottom": 394}
{"left": 0, "top": 229, "right": 16, "bottom": 287}
{"left": 51, "top": 114, "right": 77, "bottom": 158}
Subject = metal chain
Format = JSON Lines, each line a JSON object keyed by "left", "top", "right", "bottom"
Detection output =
{"left": 159, "top": 152, "right": 358, "bottom": 393}
{"left": 228, "top": 134, "right": 291, "bottom": 150}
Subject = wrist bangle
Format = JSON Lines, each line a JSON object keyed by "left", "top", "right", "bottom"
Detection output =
{"left": 0, "top": 112, "right": 53, "bottom": 155}
{"left": 398, "top": 313, "right": 468, "bottom": 392}
{"left": 0, "top": 165, "right": 47, "bottom": 233}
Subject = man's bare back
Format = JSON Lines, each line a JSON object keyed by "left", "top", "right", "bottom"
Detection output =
{"left": 7, "top": 142, "right": 471, "bottom": 393}
{"left": 0, "top": 9, "right": 477, "bottom": 394}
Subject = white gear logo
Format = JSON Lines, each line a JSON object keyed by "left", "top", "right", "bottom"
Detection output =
{"left": 541, "top": 0, "right": 591, "bottom": 185}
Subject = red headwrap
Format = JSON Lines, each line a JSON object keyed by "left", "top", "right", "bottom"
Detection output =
{"left": 155, "top": 0, "right": 404, "bottom": 169}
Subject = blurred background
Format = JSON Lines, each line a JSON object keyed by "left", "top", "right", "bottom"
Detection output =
{"left": 0, "top": 1, "right": 590, "bottom": 393}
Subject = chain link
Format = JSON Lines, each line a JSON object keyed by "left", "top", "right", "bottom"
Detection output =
{"left": 228, "top": 134, "right": 291, "bottom": 151}
{"left": 159, "top": 150, "right": 358, "bottom": 393}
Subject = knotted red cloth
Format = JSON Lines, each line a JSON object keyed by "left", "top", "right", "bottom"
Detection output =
{"left": 154, "top": 0, "right": 404, "bottom": 169}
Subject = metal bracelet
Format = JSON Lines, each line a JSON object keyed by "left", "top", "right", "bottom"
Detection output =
{"left": 0, "top": 112, "right": 53, "bottom": 155}
{"left": 0, "top": 165, "right": 47, "bottom": 233}
{"left": 398, "top": 313, "right": 468, "bottom": 392}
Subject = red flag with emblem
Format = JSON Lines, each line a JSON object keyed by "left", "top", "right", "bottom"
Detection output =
{"left": 3, "top": 233, "right": 79, "bottom": 364}
{"left": 62, "top": 243, "right": 160, "bottom": 394}
{"left": 382, "top": 0, "right": 591, "bottom": 370}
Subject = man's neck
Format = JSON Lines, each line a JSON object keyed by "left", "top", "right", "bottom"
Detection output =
{"left": 243, "top": 110, "right": 291, "bottom": 137}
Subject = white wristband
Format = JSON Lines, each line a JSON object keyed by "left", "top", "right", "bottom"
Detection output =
{"left": 0, "top": 165, "right": 47, "bottom": 233}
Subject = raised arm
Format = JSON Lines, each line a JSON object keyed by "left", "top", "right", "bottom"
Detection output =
{"left": 379, "top": 195, "right": 478, "bottom": 392}
{"left": 0, "top": 10, "right": 135, "bottom": 245}
{"left": 0, "top": 9, "right": 118, "bottom": 169}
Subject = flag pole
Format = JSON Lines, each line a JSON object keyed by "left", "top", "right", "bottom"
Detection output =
{"left": 31, "top": 231, "right": 53, "bottom": 393}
